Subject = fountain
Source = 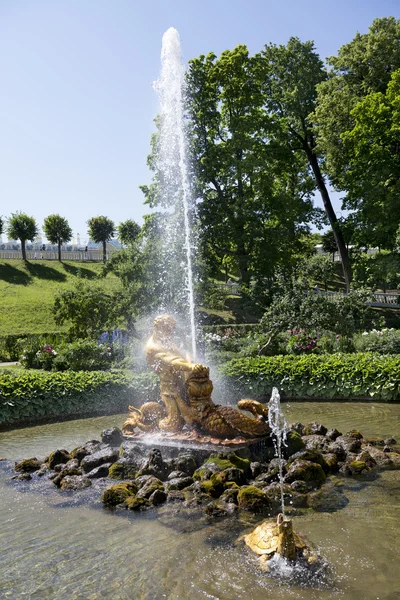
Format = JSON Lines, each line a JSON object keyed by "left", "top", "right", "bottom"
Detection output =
{"left": 2, "top": 27, "right": 400, "bottom": 599}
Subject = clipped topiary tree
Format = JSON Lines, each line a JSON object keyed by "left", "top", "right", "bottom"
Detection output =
{"left": 43, "top": 214, "right": 73, "bottom": 261}
{"left": 7, "top": 212, "right": 39, "bottom": 261}
{"left": 87, "top": 216, "right": 115, "bottom": 263}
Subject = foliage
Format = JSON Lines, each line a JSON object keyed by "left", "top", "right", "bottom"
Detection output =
{"left": 117, "top": 219, "right": 141, "bottom": 247}
{"left": 185, "top": 45, "right": 317, "bottom": 288}
{"left": 7, "top": 212, "right": 39, "bottom": 261}
{"left": 52, "top": 340, "right": 113, "bottom": 371}
{"left": 53, "top": 280, "right": 131, "bottom": 338}
{"left": 0, "top": 369, "right": 159, "bottom": 426}
{"left": 353, "top": 329, "right": 400, "bottom": 355}
{"left": 43, "top": 214, "right": 73, "bottom": 261}
{"left": 87, "top": 216, "right": 115, "bottom": 263}
{"left": 220, "top": 353, "right": 400, "bottom": 401}
{"left": 259, "top": 279, "right": 380, "bottom": 339}
{"left": 353, "top": 251, "right": 400, "bottom": 291}
{"left": 299, "top": 254, "right": 336, "bottom": 291}
{"left": 285, "top": 329, "right": 319, "bottom": 355}
{"left": 314, "top": 17, "right": 400, "bottom": 249}
{"left": 0, "top": 216, "right": 3, "bottom": 236}
{"left": 321, "top": 230, "right": 338, "bottom": 260}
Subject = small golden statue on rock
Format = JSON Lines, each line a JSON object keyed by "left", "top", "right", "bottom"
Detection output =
{"left": 123, "top": 314, "right": 270, "bottom": 440}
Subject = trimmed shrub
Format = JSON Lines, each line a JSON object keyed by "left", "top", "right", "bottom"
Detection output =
{"left": 220, "top": 353, "right": 400, "bottom": 402}
{"left": 0, "top": 370, "right": 159, "bottom": 427}
{"left": 353, "top": 329, "right": 400, "bottom": 355}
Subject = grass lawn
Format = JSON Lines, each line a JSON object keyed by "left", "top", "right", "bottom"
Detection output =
{"left": 0, "top": 259, "right": 120, "bottom": 335}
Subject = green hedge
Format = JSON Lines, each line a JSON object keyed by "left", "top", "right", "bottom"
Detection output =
{"left": 0, "top": 370, "right": 159, "bottom": 427}
{"left": 0, "top": 332, "right": 70, "bottom": 361}
{"left": 220, "top": 353, "right": 400, "bottom": 402}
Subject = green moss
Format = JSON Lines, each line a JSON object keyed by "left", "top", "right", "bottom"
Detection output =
{"left": 14, "top": 458, "right": 41, "bottom": 473}
{"left": 108, "top": 462, "right": 125, "bottom": 480}
{"left": 205, "top": 453, "right": 250, "bottom": 473}
{"left": 237, "top": 485, "right": 271, "bottom": 512}
{"left": 101, "top": 482, "right": 137, "bottom": 506}
{"left": 124, "top": 496, "right": 150, "bottom": 510}
{"left": 224, "top": 481, "right": 240, "bottom": 490}
{"left": 46, "top": 449, "right": 70, "bottom": 470}
{"left": 284, "top": 431, "right": 306, "bottom": 458}
{"left": 349, "top": 460, "right": 367, "bottom": 474}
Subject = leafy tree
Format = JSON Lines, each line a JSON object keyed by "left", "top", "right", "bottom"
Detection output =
{"left": 315, "top": 17, "right": 400, "bottom": 249}
{"left": 43, "top": 214, "right": 73, "bottom": 261}
{"left": 300, "top": 254, "right": 336, "bottom": 291}
{"left": 7, "top": 212, "right": 39, "bottom": 261}
{"left": 87, "top": 216, "right": 115, "bottom": 263}
{"left": 0, "top": 217, "right": 3, "bottom": 236}
{"left": 353, "top": 252, "right": 400, "bottom": 293}
{"left": 53, "top": 280, "right": 135, "bottom": 338}
{"left": 184, "top": 46, "right": 316, "bottom": 288}
{"left": 117, "top": 219, "right": 141, "bottom": 247}
{"left": 256, "top": 38, "right": 352, "bottom": 291}
{"left": 322, "top": 229, "right": 338, "bottom": 261}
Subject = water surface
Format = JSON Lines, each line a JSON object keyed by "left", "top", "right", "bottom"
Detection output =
{"left": 0, "top": 402, "right": 399, "bottom": 599}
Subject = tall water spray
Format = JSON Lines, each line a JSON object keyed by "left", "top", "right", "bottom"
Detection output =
{"left": 153, "top": 27, "right": 197, "bottom": 359}
{"left": 268, "top": 387, "right": 288, "bottom": 515}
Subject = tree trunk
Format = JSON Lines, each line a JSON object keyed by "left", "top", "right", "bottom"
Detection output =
{"left": 103, "top": 240, "right": 107, "bottom": 263}
{"left": 58, "top": 241, "right": 62, "bottom": 262}
{"left": 306, "top": 149, "right": 352, "bottom": 292}
{"left": 21, "top": 239, "right": 26, "bottom": 261}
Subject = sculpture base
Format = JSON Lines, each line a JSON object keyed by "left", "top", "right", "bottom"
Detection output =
{"left": 123, "top": 430, "right": 272, "bottom": 461}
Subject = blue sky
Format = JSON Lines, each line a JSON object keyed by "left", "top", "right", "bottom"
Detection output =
{"left": 1, "top": 0, "right": 398, "bottom": 244}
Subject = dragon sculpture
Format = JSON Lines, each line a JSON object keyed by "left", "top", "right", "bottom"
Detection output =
{"left": 123, "top": 315, "right": 270, "bottom": 440}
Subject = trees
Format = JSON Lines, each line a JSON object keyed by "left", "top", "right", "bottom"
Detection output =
{"left": 256, "top": 38, "right": 352, "bottom": 291}
{"left": 7, "top": 212, "right": 39, "bottom": 261}
{"left": 314, "top": 17, "right": 400, "bottom": 250}
{"left": 87, "top": 216, "right": 115, "bottom": 263}
{"left": 185, "top": 46, "right": 316, "bottom": 288}
{"left": 117, "top": 219, "right": 141, "bottom": 247}
{"left": 322, "top": 229, "right": 338, "bottom": 262}
{"left": 43, "top": 214, "right": 73, "bottom": 261}
{"left": 0, "top": 217, "right": 3, "bottom": 237}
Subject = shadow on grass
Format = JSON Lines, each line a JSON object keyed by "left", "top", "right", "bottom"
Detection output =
{"left": 0, "top": 262, "right": 32, "bottom": 285}
{"left": 61, "top": 262, "right": 99, "bottom": 279}
{"left": 25, "top": 262, "right": 67, "bottom": 281}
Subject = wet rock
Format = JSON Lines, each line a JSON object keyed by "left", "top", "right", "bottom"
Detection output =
{"left": 124, "top": 496, "right": 150, "bottom": 510}
{"left": 53, "top": 466, "right": 82, "bottom": 487}
{"left": 166, "top": 476, "right": 194, "bottom": 492}
{"left": 81, "top": 447, "right": 119, "bottom": 473}
{"left": 101, "top": 427, "right": 124, "bottom": 447}
{"left": 283, "top": 430, "right": 306, "bottom": 458}
{"left": 256, "top": 458, "right": 287, "bottom": 485}
{"left": 284, "top": 460, "right": 326, "bottom": 487}
{"left": 60, "top": 475, "right": 91, "bottom": 491}
{"left": 302, "top": 422, "right": 328, "bottom": 436}
{"left": 219, "top": 467, "right": 247, "bottom": 486}
{"left": 327, "top": 442, "right": 347, "bottom": 461}
{"left": 37, "top": 465, "right": 48, "bottom": 477}
{"left": 46, "top": 449, "right": 70, "bottom": 470}
{"left": 86, "top": 463, "right": 113, "bottom": 479}
{"left": 237, "top": 485, "right": 272, "bottom": 512}
{"left": 288, "top": 449, "right": 329, "bottom": 473}
{"left": 137, "top": 449, "right": 170, "bottom": 480}
{"left": 288, "top": 422, "right": 304, "bottom": 435}
{"left": 174, "top": 452, "right": 198, "bottom": 476}
{"left": 383, "top": 446, "right": 392, "bottom": 453}
{"left": 101, "top": 482, "right": 138, "bottom": 506}
{"left": 384, "top": 437, "right": 397, "bottom": 446}
{"left": 196, "top": 453, "right": 251, "bottom": 478}
{"left": 290, "top": 480, "right": 309, "bottom": 494}
{"left": 167, "top": 490, "right": 185, "bottom": 502}
{"left": 108, "top": 458, "right": 139, "bottom": 480}
{"left": 356, "top": 450, "right": 376, "bottom": 469}
{"left": 12, "top": 473, "right": 32, "bottom": 481}
{"left": 323, "top": 453, "right": 339, "bottom": 471}
{"left": 168, "top": 470, "right": 188, "bottom": 480}
{"left": 346, "top": 429, "right": 363, "bottom": 440}
{"left": 364, "top": 437, "right": 385, "bottom": 447}
{"left": 14, "top": 458, "right": 41, "bottom": 473}
{"left": 339, "top": 460, "right": 370, "bottom": 476}
{"left": 203, "top": 502, "right": 228, "bottom": 517}
{"left": 136, "top": 476, "right": 165, "bottom": 499}
{"left": 334, "top": 436, "right": 362, "bottom": 454}
{"left": 149, "top": 488, "right": 167, "bottom": 506}
{"left": 182, "top": 484, "right": 211, "bottom": 507}
{"left": 250, "top": 462, "right": 262, "bottom": 478}
{"left": 301, "top": 435, "right": 330, "bottom": 453}
{"left": 307, "top": 482, "right": 348, "bottom": 511}
{"left": 326, "top": 428, "right": 342, "bottom": 441}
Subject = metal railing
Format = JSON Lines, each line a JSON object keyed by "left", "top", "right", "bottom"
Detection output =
{"left": 0, "top": 250, "right": 106, "bottom": 261}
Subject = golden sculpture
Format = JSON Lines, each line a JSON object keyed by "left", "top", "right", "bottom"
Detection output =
{"left": 122, "top": 315, "right": 270, "bottom": 440}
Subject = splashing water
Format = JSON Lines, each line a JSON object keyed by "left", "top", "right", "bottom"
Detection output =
{"left": 153, "top": 27, "right": 197, "bottom": 359}
{"left": 268, "top": 387, "right": 288, "bottom": 515}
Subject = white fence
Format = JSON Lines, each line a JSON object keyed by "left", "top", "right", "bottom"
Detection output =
{"left": 0, "top": 250, "right": 106, "bottom": 261}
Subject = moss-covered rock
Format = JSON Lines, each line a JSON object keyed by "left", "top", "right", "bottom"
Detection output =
{"left": 14, "top": 458, "right": 41, "bottom": 473}
{"left": 149, "top": 488, "right": 167, "bottom": 506}
{"left": 283, "top": 430, "right": 306, "bottom": 458}
{"left": 108, "top": 461, "right": 125, "bottom": 480}
{"left": 302, "top": 422, "right": 327, "bottom": 436}
{"left": 60, "top": 475, "right": 91, "bottom": 491}
{"left": 347, "top": 429, "right": 363, "bottom": 440}
{"left": 307, "top": 482, "right": 348, "bottom": 511}
{"left": 136, "top": 476, "right": 165, "bottom": 499}
{"left": 288, "top": 449, "right": 329, "bottom": 473}
{"left": 123, "top": 495, "right": 150, "bottom": 511}
{"left": 101, "top": 482, "right": 137, "bottom": 506}
{"left": 284, "top": 460, "right": 326, "bottom": 487}
{"left": 237, "top": 485, "right": 272, "bottom": 512}
{"left": 198, "top": 473, "right": 225, "bottom": 498}
{"left": 46, "top": 449, "right": 70, "bottom": 470}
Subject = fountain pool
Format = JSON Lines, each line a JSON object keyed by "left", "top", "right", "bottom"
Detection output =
{"left": 1, "top": 401, "right": 399, "bottom": 599}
